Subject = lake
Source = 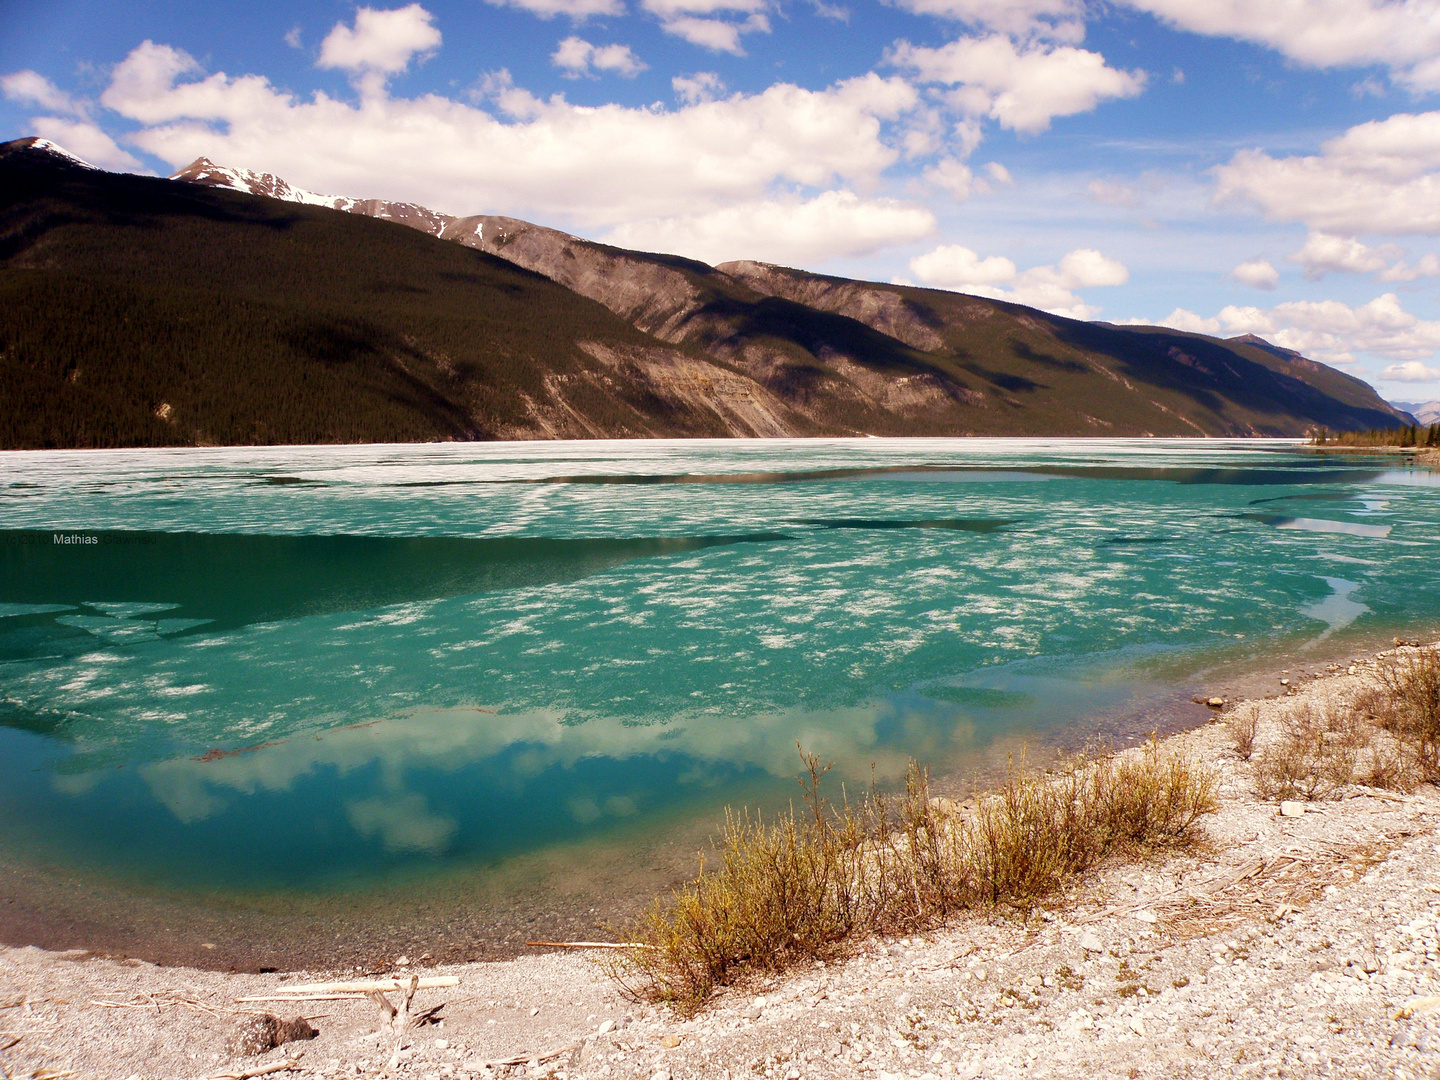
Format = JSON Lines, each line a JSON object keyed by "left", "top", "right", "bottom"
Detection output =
{"left": 1, "top": 438, "right": 1436, "bottom": 965}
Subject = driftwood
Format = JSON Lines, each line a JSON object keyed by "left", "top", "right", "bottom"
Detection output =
{"left": 482, "top": 1039, "right": 583, "bottom": 1067}
{"left": 524, "top": 941, "right": 652, "bottom": 950}
{"left": 201, "top": 1061, "right": 299, "bottom": 1080}
{"left": 252, "top": 977, "right": 458, "bottom": 995}
{"left": 382, "top": 975, "right": 420, "bottom": 1075}
{"left": 235, "top": 993, "right": 379, "bottom": 1003}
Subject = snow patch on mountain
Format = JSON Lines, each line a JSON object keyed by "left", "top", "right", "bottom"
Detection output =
{"left": 168, "top": 157, "right": 358, "bottom": 211}
{"left": 10, "top": 137, "right": 97, "bottom": 170}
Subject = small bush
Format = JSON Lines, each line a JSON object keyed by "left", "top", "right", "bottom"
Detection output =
{"left": 1375, "top": 650, "right": 1440, "bottom": 783}
{"left": 1225, "top": 704, "right": 1259, "bottom": 760}
{"left": 608, "top": 742, "right": 1217, "bottom": 1012}
{"left": 1255, "top": 701, "right": 1360, "bottom": 800}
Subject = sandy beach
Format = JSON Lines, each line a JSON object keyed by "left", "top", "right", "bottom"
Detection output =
{"left": 3, "top": 642, "right": 1439, "bottom": 1080}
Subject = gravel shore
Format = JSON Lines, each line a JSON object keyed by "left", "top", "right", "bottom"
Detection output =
{"left": 3, "top": 645, "right": 1439, "bottom": 1080}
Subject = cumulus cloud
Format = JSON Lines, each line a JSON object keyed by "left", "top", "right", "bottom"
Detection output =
{"left": 551, "top": 37, "right": 647, "bottom": 77}
{"left": 672, "top": 71, "right": 724, "bottom": 104}
{"left": 1213, "top": 111, "right": 1440, "bottom": 237}
{"left": 1289, "top": 231, "right": 1440, "bottom": 282}
{"left": 317, "top": 4, "right": 441, "bottom": 76}
{"left": 1, "top": 70, "right": 82, "bottom": 114}
{"left": 1148, "top": 293, "right": 1440, "bottom": 366}
{"left": 0, "top": 70, "right": 142, "bottom": 169}
{"left": 1232, "top": 258, "right": 1279, "bottom": 290}
{"left": 1381, "top": 360, "right": 1440, "bottom": 383}
{"left": 1120, "top": 0, "right": 1440, "bottom": 92}
{"left": 656, "top": 13, "right": 770, "bottom": 52}
{"left": 886, "top": 0, "right": 1084, "bottom": 41}
{"left": 482, "top": 0, "right": 625, "bottom": 19}
{"left": 922, "top": 157, "right": 1012, "bottom": 199}
{"left": 889, "top": 34, "right": 1145, "bottom": 134}
{"left": 92, "top": 42, "right": 925, "bottom": 266}
{"left": 907, "top": 244, "right": 1128, "bottom": 318}
{"left": 639, "top": 0, "right": 771, "bottom": 54}
{"left": 924, "top": 157, "right": 975, "bottom": 199}
{"left": 28, "top": 117, "right": 142, "bottom": 170}
{"left": 604, "top": 190, "right": 936, "bottom": 264}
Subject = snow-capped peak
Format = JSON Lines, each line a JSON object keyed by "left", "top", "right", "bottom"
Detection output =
{"left": 7, "top": 137, "right": 97, "bottom": 170}
{"left": 169, "top": 157, "right": 357, "bottom": 212}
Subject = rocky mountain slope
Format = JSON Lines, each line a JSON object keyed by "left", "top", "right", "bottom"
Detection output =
{"left": 0, "top": 136, "right": 1410, "bottom": 448}
{"left": 1391, "top": 399, "right": 1440, "bottom": 425}
{"left": 172, "top": 153, "right": 1408, "bottom": 441}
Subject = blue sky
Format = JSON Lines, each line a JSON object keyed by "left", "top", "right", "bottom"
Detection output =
{"left": 5, "top": 0, "right": 1440, "bottom": 403}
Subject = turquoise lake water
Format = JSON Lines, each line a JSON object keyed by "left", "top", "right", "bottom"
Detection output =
{"left": 0, "top": 438, "right": 1437, "bottom": 908}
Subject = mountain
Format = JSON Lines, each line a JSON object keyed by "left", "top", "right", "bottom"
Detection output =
{"left": 171, "top": 154, "right": 1408, "bottom": 440}
{"left": 0, "top": 137, "right": 1411, "bottom": 449}
{"left": 1390, "top": 399, "right": 1440, "bottom": 425}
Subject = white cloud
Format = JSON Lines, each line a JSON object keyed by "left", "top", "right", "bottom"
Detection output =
{"left": 1150, "top": 293, "right": 1440, "bottom": 366}
{"left": 28, "top": 117, "right": 141, "bottom": 170}
{"left": 908, "top": 244, "right": 1128, "bottom": 318}
{"left": 482, "top": 0, "right": 625, "bottom": 18}
{"left": 885, "top": 0, "right": 1084, "bottom": 41}
{"left": 672, "top": 71, "right": 725, "bottom": 104}
{"left": 604, "top": 190, "right": 936, "bottom": 264}
{"left": 551, "top": 37, "right": 647, "bottom": 77}
{"left": 317, "top": 4, "right": 441, "bottom": 76}
{"left": 1213, "top": 111, "right": 1440, "bottom": 236}
{"left": 1381, "top": 360, "right": 1440, "bottom": 383}
{"left": 654, "top": 13, "right": 770, "bottom": 53}
{"left": 1087, "top": 177, "right": 1139, "bottom": 207}
{"left": 1119, "top": 0, "right": 1440, "bottom": 91}
{"left": 639, "top": 0, "right": 771, "bottom": 53}
{"left": 909, "top": 243, "right": 1017, "bottom": 286}
{"left": 888, "top": 34, "right": 1145, "bottom": 134}
{"left": 924, "top": 157, "right": 974, "bottom": 199}
{"left": 97, "top": 45, "right": 921, "bottom": 239}
{"left": 1232, "top": 258, "right": 1279, "bottom": 290}
{"left": 1, "top": 70, "right": 82, "bottom": 114}
{"left": 284, "top": 25, "right": 303, "bottom": 49}
{"left": 1289, "top": 231, "right": 1440, "bottom": 282}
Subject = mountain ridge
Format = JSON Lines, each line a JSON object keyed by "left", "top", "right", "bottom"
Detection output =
{"left": 0, "top": 136, "right": 1412, "bottom": 448}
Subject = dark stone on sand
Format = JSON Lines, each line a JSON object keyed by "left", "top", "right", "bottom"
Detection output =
{"left": 230, "top": 1013, "right": 318, "bottom": 1056}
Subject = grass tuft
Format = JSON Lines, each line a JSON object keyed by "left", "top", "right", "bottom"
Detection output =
{"left": 606, "top": 740, "right": 1216, "bottom": 1012}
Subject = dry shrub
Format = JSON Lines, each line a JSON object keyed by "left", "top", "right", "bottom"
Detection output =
{"left": 608, "top": 741, "right": 1217, "bottom": 1012}
{"left": 1248, "top": 648, "right": 1440, "bottom": 799}
{"left": 1255, "top": 701, "right": 1360, "bottom": 800}
{"left": 1375, "top": 650, "right": 1440, "bottom": 783}
{"left": 1224, "top": 703, "right": 1259, "bottom": 760}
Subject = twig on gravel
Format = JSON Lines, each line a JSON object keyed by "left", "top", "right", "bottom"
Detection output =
{"left": 0, "top": 1034, "right": 18, "bottom": 1051}
{"left": 482, "top": 1039, "right": 583, "bottom": 1067}
{"left": 91, "top": 993, "right": 222, "bottom": 1016}
{"left": 525, "top": 941, "right": 653, "bottom": 950}
{"left": 200, "top": 1059, "right": 299, "bottom": 1080}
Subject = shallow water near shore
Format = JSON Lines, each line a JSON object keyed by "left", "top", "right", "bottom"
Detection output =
{"left": 1, "top": 438, "right": 1437, "bottom": 961}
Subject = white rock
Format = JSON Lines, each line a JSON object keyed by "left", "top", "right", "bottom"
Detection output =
{"left": 596, "top": 1019, "right": 615, "bottom": 1035}
{"left": 1079, "top": 932, "right": 1104, "bottom": 953}
{"left": 1280, "top": 801, "right": 1306, "bottom": 818}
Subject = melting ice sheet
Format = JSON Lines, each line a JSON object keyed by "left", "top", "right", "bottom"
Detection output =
{"left": 0, "top": 438, "right": 1437, "bottom": 895}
